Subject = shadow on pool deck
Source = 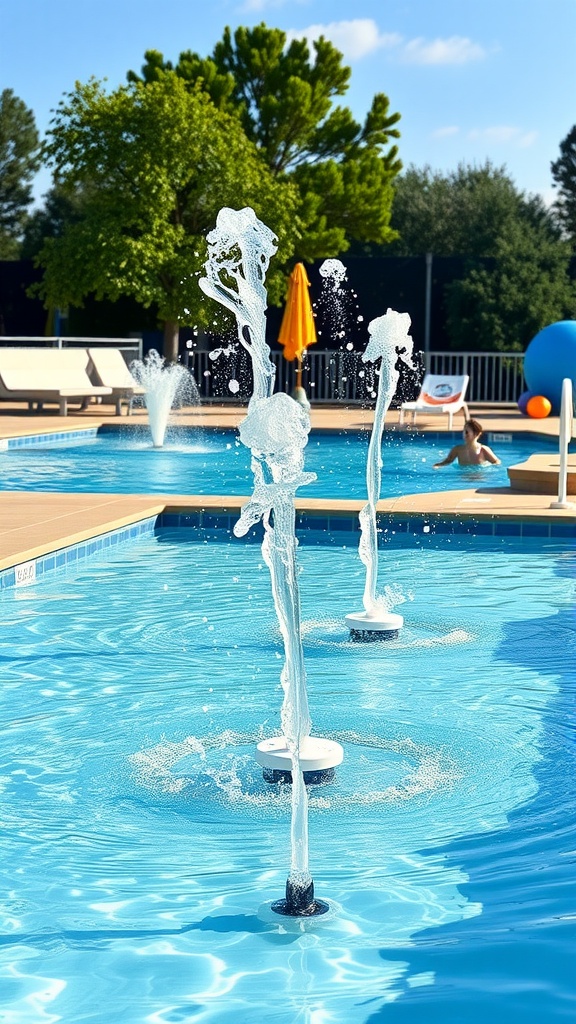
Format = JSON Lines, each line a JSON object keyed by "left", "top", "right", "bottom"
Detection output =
{"left": 0, "top": 401, "right": 573, "bottom": 573}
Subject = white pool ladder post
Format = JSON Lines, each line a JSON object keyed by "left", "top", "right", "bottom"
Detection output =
{"left": 550, "top": 377, "right": 575, "bottom": 509}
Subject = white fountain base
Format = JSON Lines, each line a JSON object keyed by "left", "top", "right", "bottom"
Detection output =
{"left": 345, "top": 610, "right": 404, "bottom": 641}
{"left": 255, "top": 735, "right": 344, "bottom": 784}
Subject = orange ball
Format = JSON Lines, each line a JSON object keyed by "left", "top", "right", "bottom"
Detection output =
{"left": 526, "top": 395, "right": 552, "bottom": 418}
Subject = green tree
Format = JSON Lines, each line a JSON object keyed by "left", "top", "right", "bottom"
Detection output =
{"left": 374, "top": 161, "right": 576, "bottom": 351}
{"left": 128, "top": 24, "right": 402, "bottom": 259}
{"left": 21, "top": 184, "right": 85, "bottom": 259}
{"left": 0, "top": 88, "right": 40, "bottom": 258}
{"left": 445, "top": 219, "right": 576, "bottom": 351}
{"left": 35, "top": 73, "right": 300, "bottom": 359}
{"left": 386, "top": 162, "right": 536, "bottom": 257}
{"left": 551, "top": 125, "right": 576, "bottom": 241}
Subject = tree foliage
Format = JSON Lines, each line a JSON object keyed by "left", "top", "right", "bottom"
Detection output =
{"left": 21, "top": 184, "right": 86, "bottom": 259}
{"left": 381, "top": 162, "right": 576, "bottom": 350}
{"left": 551, "top": 124, "right": 576, "bottom": 241}
{"left": 35, "top": 74, "right": 300, "bottom": 359}
{"left": 128, "top": 23, "right": 402, "bottom": 259}
{"left": 445, "top": 219, "right": 576, "bottom": 351}
{"left": 386, "top": 162, "right": 548, "bottom": 257}
{"left": 0, "top": 89, "right": 40, "bottom": 258}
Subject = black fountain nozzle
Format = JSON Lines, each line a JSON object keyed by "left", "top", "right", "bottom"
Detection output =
{"left": 263, "top": 766, "right": 336, "bottom": 785}
{"left": 350, "top": 626, "right": 399, "bottom": 642}
{"left": 271, "top": 876, "right": 330, "bottom": 918}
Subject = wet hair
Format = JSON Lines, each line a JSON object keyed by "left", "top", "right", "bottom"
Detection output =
{"left": 464, "top": 418, "right": 483, "bottom": 437}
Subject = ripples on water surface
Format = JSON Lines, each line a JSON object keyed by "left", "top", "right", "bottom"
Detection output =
{"left": 0, "top": 427, "right": 562, "bottom": 497}
{"left": 0, "top": 532, "right": 575, "bottom": 1023}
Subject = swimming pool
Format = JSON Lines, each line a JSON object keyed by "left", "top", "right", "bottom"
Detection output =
{"left": 0, "top": 428, "right": 561, "bottom": 498}
{"left": 1, "top": 527, "right": 574, "bottom": 1023}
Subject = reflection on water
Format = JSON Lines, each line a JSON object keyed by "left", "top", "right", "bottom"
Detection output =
{"left": 0, "top": 535, "right": 574, "bottom": 1022}
{"left": 0, "top": 429, "right": 559, "bottom": 498}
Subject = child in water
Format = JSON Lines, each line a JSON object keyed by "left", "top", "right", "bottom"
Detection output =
{"left": 433, "top": 418, "right": 501, "bottom": 468}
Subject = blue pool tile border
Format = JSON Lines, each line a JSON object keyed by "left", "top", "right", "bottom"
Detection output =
{"left": 0, "top": 517, "right": 157, "bottom": 591}
{"left": 1, "top": 427, "right": 99, "bottom": 449}
{"left": 2, "top": 510, "right": 575, "bottom": 592}
{"left": 155, "top": 510, "right": 576, "bottom": 543}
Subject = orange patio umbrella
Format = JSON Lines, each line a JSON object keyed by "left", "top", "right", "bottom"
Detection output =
{"left": 278, "top": 262, "right": 317, "bottom": 399}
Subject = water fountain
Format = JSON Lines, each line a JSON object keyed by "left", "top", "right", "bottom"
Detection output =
{"left": 129, "top": 349, "right": 199, "bottom": 448}
{"left": 345, "top": 309, "right": 416, "bottom": 640}
{"left": 199, "top": 207, "right": 343, "bottom": 917}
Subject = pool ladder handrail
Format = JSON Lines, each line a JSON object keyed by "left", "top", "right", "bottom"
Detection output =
{"left": 550, "top": 377, "right": 575, "bottom": 509}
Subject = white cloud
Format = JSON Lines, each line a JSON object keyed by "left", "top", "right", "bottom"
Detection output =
{"left": 285, "top": 19, "right": 402, "bottom": 60}
{"left": 468, "top": 126, "right": 539, "bottom": 147}
{"left": 402, "top": 36, "right": 487, "bottom": 65}
{"left": 431, "top": 126, "right": 460, "bottom": 139}
{"left": 241, "top": 0, "right": 290, "bottom": 11}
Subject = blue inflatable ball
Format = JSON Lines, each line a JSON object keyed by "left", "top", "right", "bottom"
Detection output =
{"left": 524, "top": 321, "right": 576, "bottom": 413}
{"left": 517, "top": 390, "right": 534, "bottom": 415}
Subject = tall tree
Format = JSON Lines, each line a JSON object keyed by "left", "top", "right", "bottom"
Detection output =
{"left": 0, "top": 89, "right": 40, "bottom": 258}
{"left": 386, "top": 162, "right": 534, "bottom": 257}
{"left": 374, "top": 161, "right": 576, "bottom": 351}
{"left": 128, "top": 24, "right": 402, "bottom": 259}
{"left": 34, "top": 74, "right": 300, "bottom": 359}
{"left": 551, "top": 125, "right": 576, "bottom": 241}
{"left": 445, "top": 219, "right": 576, "bottom": 351}
{"left": 21, "top": 184, "right": 85, "bottom": 259}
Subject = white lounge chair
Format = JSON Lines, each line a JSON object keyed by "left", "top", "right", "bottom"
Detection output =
{"left": 87, "top": 348, "right": 145, "bottom": 415}
{"left": 399, "top": 373, "right": 470, "bottom": 429}
{"left": 0, "top": 348, "right": 112, "bottom": 416}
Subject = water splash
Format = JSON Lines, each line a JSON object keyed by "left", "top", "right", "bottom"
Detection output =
{"left": 199, "top": 208, "right": 319, "bottom": 902}
{"left": 130, "top": 350, "right": 199, "bottom": 447}
{"left": 360, "top": 311, "right": 415, "bottom": 615}
{"left": 198, "top": 207, "right": 277, "bottom": 402}
{"left": 318, "top": 259, "right": 348, "bottom": 287}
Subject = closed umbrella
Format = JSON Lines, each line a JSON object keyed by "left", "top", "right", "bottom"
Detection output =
{"left": 278, "top": 262, "right": 317, "bottom": 407}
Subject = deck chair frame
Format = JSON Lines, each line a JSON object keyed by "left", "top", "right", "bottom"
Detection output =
{"left": 399, "top": 373, "right": 470, "bottom": 429}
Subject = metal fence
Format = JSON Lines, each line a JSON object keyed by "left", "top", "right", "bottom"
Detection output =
{"left": 185, "top": 347, "right": 389, "bottom": 405}
{"left": 0, "top": 338, "right": 525, "bottom": 405}
{"left": 424, "top": 351, "right": 525, "bottom": 405}
{"left": 186, "top": 347, "right": 525, "bottom": 406}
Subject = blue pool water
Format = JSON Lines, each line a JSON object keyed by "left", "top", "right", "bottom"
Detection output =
{"left": 1, "top": 528, "right": 575, "bottom": 1022}
{"left": 0, "top": 428, "right": 561, "bottom": 497}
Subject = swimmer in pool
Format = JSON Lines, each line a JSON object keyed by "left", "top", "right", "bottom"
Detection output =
{"left": 433, "top": 418, "right": 501, "bottom": 468}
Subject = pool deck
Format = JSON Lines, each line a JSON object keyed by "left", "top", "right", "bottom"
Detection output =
{"left": 1, "top": 400, "right": 575, "bottom": 573}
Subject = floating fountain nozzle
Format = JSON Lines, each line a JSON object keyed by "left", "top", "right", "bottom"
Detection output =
{"left": 255, "top": 735, "right": 344, "bottom": 785}
{"left": 345, "top": 610, "right": 404, "bottom": 642}
{"left": 271, "top": 874, "right": 330, "bottom": 917}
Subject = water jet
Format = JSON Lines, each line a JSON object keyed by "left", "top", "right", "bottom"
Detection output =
{"left": 130, "top": 349, "right": 199, "bottom": 447}
{"left": 200, "top": 207, "right": 343, "bottom": 916}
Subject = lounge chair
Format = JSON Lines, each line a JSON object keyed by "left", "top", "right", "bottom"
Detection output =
{"left": 0, "top": 348, "right": 112, "bottom": 416}
{"left": 87, "top": 348, "right": 145, "bottom": 415}
{"left": 399, "top": 373, "right": 470, "bottom": 429}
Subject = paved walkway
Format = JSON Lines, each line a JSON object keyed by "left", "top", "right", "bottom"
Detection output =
{"left": 0, "top": 400, "right": 573, "bottom": 573}
{"left": 0, "top": 399, "right": 564, "bottom": 437}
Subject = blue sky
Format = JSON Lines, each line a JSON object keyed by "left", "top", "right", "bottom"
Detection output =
{"left": 2, "top": 0, "right": 575, "bottom": 206}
